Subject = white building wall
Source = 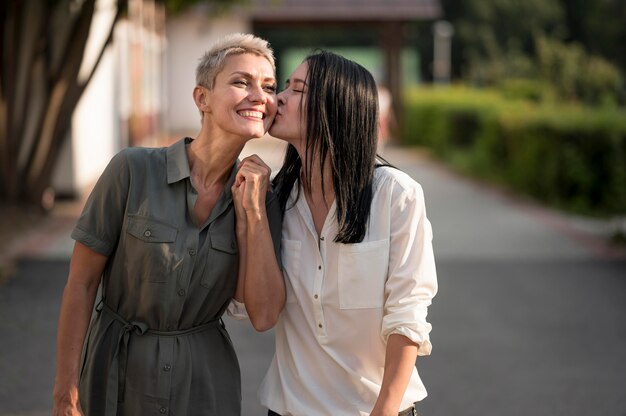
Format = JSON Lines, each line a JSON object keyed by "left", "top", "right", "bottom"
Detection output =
{"left": 52, "top": 0, "right": 120, "bottom": 196}
{"left": 71, "top": 47, "right": 119, "bottom": 192}
{"left": 165, "top": 9, "right": 250, "bottom": 134}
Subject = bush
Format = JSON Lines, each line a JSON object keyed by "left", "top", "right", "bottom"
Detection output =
{"left": 403, "top": 86, "right": 626, "bottom": 215}
{"left": 536, "top": 36, "right": 624, "bottom": 105}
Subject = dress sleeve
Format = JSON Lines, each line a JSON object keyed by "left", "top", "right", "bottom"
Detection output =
{"left": 71, "top": 150, "right": 131, "bottom": 257}
{"left": 381, "top": 179, "right": 438, "bottom": 356}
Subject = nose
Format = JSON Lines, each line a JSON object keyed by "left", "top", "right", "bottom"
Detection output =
{"left": 249, "top": 84, "right": 268, "bottom": 104}
{"left": 276, "top": 90, "right": 286, "bottom": 106}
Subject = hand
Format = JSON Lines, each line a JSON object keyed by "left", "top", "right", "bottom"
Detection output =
{"left": 231, "top": 175, "right": 248, "bottom": 237}
{"left": 52, "top": 387, "right": 84, "bottom": 416}
{"left": 52, "top": 403, "right": 84, "bottom": 416}
{"left": 231, "top": 154, "right": 272, "bottom": 220}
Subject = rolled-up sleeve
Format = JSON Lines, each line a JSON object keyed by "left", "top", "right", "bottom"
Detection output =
{"left": 382, "top": 181, "right": 437, "bottom": 356}
{"left": 226, "top": 299, "right": 249, "bottom": 320}
{"left": 71, "top": 150, "right": 131, "bottom": 256}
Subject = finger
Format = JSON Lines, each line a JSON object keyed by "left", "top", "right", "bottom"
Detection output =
{"left": 234, "top": 168, "right": 249, "bottom": 186}
{"left": 240, "top": 154, "right": 271, "bottom": 174}
{"left": 238, "top": 159, "right": 272, "bottom": 187}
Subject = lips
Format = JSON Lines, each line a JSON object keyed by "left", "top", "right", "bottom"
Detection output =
{"left": 238, "top": 110, "right": 264, "bottom": 120}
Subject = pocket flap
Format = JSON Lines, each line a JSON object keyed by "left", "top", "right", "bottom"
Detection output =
{"left": 211, "top": 233, "right": 237, "bottom": 254}
{"left": 126, "top": 215, "right": 177, "bottom": 243}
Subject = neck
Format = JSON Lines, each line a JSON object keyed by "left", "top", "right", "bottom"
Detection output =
{"left": 188, "top": 128, "right": 246, "bottom": 189}
{"left": 300, "top": 151, "right": 334, "bottom": 204}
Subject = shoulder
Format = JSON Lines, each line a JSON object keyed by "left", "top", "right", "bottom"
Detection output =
{"left": 374, "top": 165, "right": 424, "bottom": 197}
{"left": 115, "top": 146, "right": 166, "bottom": 169}
{"left": 373, "top": 166, "right": 428, "bottom": 217}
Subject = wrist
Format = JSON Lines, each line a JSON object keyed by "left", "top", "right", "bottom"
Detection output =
{"left": 371, "top": 403, "right": 397, "bottom": 416}
{"left": 245, "top": 208, "right": 266, "bottom": 223}
{"left": 53, "top": 383, "right": 79, "bottom": 405}
{"left": 372, "top": 393, "right": 401, "bottom": 416}
{"left": 236, "top": 222, "right": 247, "bottom": 237}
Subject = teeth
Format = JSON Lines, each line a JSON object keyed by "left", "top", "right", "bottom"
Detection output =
{"left": 238, "top": 110, "right": 263, "bottom": 119}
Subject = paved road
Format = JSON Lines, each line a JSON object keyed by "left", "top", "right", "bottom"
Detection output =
{"left": 1, "top": 141, "right": 625, "bottom": 415}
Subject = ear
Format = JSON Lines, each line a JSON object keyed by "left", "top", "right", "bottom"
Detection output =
{"left": 193, "top": 86, "right": 211, "bottom": 113}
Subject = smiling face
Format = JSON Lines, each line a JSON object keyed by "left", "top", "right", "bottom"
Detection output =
{"left": 198, "top": 53, "right": 277, "bottom": 140}
{"left": 269, "top": 61, "right": 308, "bottom": 151}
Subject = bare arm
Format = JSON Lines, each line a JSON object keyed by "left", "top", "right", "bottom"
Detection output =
{"left": 233, "top": 199, "right": 247, "bottom": 303}
{"left": 232, "top": 155, "right": 285, "bottom": 331}
{"left": 370, "top": 334, "right": 419, "bottom": 416}
{"left": 52, "top": 242, "right": 107, "bottom": 415}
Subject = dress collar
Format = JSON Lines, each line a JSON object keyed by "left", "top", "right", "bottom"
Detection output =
{"left": 166, "top": 137, "right": 192, "bottom": 184}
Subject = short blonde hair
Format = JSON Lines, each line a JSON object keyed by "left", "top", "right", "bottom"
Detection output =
{"left": 196, "top": 33, "right": 275, "bottom": 89}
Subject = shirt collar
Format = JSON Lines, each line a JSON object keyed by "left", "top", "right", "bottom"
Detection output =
{"left": 166, "top": 137, "right": 192, "bottom": 184}
{"left": 166, "top": 137, "right": 238, "bottom": 201}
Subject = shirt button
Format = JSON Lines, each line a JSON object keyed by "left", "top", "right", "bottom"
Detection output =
{"left": 318, "top": 265, "right": 322, "bottom": 270}
{"left": 144, "top": 230, "right": 152, "bottom": 237}
{"left": 314, "top": 294, "right": 318, "bottom": 299}
{"left": 163, "top": 364, "right": 171, "bottom": 371}
{"left": 320, "top": 236, "right": 325, "bottom": 241}
{"left": 189, "top": 249, "right": 196, "bottom": 256}
{"left": 318, "top": 323, "right": 323, "bottom": 328}
{"left": 159, "top": 407, "right": 167, "bottom": 414}
{"left": 178, "top": 289, "right": 185, "bottom": 296}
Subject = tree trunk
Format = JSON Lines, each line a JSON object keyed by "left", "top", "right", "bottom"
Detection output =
{"left": 0, "top": 0, "right": 125, "bottom": 207}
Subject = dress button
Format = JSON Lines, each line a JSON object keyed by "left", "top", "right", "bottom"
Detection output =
{"left": 163, "top": 364, "right": 171, "bottom": 371}
{"left": 159, "top": 407, "right": 167, "bottom": 414}
{"left": 178, "top": 289, "right": 185, "bottom": 296}
{"left": 144, "top": 230, "right": 152, "bottom": 237}
{"left": 189, "top": 249, "right": 196, "bottom": 256}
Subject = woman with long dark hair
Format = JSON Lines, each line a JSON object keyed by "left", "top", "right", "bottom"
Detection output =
{"left": 238, "top": 50, "right": 438, "bottom": 415}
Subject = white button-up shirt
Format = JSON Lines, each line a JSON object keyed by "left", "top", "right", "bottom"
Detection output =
{"left": 258, "top": 166, "right": 438, "bottom": 416}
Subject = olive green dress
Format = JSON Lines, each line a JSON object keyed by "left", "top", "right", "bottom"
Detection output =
{"left": 72, "top": 138, "right": 281, "bottom": 416}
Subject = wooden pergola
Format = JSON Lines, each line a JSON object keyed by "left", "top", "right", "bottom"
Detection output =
{"left": 249, "top": 0, "right": 442, "bottom": 128}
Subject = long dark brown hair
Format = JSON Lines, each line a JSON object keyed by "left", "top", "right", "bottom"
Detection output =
{"left": 273, "top": 50, "right": 382, "bottom": 244}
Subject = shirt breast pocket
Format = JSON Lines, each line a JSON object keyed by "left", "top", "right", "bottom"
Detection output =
{"left": 125, "top": 215, "right": 178, "bottom": 283}
{"left": 202, "top": 233, "right": 238, "bottom": 290}
{"left": 338, "top": 239, "right": 389, "bottom": 309}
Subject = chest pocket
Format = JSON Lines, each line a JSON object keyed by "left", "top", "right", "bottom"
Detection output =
{"left": 338, "top": 239, "right": 389, "bottom": 309}
{"left": 125, "top": 215, "right": 178, "bottom": 283}
{"left": 202, "top": 233, "right": 238, "bottom": 290}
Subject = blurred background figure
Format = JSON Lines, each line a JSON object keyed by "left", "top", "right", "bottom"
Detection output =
{"left": 377, "top": 84, "right": 397, "bottom": 151}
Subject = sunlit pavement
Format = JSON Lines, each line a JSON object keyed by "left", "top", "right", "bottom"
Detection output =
{"left": 1, "top": 139, "right": 625, "bottom": 415}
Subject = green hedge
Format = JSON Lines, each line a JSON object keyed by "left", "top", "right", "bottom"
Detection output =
{"left": 402, "top": 86, "right": 626, "bottom": 215}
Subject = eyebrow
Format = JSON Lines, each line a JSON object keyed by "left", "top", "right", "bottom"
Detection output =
{"left": 230, "top": 71, "right": 276, "bottom": 82}
{"left": 285, "top": 78, "right": 307, "bottom": 86}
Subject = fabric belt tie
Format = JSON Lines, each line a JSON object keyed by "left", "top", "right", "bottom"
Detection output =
{"left": 98, "top": 303, "right": 221, "bottom": 416}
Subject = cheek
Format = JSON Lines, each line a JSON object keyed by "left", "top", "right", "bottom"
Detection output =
{"left": 267, "top": 97, "right": 278, "bottom": 117}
